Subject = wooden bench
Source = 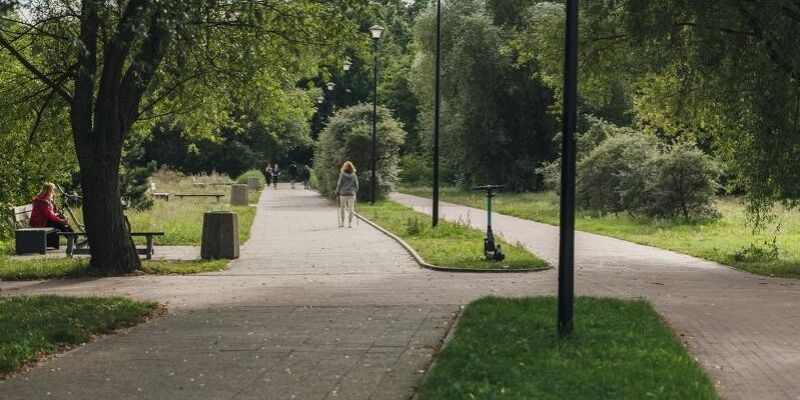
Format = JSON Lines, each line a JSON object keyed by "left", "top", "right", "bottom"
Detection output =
{"left": 58, "top": 232, "right": 165, "bottom": 259}
{"left": 173, "top": 193, "right": 225, "bottom": 202}
{"left": 191, "top": 176, "right": 206, "bottom": 188}
{"left": 150, "top": 182, "right": 170, "bottom": 201}
{"left": 11, "top": 204, "right": 59, "bottom": 254}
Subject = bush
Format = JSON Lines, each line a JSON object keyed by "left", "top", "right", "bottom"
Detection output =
{"left": 646, "top": 144, "right": 721, "bottom": 219}
{"left": 576, "top": 130, "right": 720, "bottom": 219}
{"left": 398, "top": 154, "right": 432, "bottom": 186}
{"left": 314, "top": 104, "right": 406, "bottom": 199}
{"left": 577, "top": 133, "right": 658, "bottom": 213}
{"left": 236, "top": 169, "right": 266, "bottom": 187}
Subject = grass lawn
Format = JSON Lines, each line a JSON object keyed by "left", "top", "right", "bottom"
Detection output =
{"left": 64, "top": 170, "right": 261, "bottom": 246}
{"left": 358, "top": 201, "right": 548, "bottom": 270}
{"left": 401, "top": 187, "right": 800, "bottom": 278}
{"left": 0, "top": 295, "right": 158, "bottom": 375}
{"left": 0, "top": 257, "right": 229, "bottom": 280}
{"left": 419, "top": 297, "right": 719, "bottom": 400}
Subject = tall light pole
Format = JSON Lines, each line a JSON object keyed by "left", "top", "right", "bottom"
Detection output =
{"left": 369, "top": 24, "right": 384, "bottom": 204}
{"left": 432, "top": 0, "right": 442, "bottom": 227}
{"left": 558, "top": 0, "right": 579, "bottom": 336}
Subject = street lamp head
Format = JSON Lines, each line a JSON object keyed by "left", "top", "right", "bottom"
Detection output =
{"left": 326, "top": 82, "right": 336, "bottom": 91}
{"left": 343, "top": 61, "right": 353, "bottom": 72}
{"left": 369, "top": 25, "right": 385, "bottom": 40}
{"left": 317, "top": 96, "right": 324, "bottom": 104}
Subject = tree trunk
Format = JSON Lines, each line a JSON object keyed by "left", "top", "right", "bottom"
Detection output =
{"left": 75, "top": 132, "right": 141, "bottom": 275}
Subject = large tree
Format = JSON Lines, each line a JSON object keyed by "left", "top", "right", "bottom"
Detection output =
{"left": 514, "top": 1, "right": 800, "bottom": 218}
{"left": 0, "top": 0, "right": 362, "bottom": 274}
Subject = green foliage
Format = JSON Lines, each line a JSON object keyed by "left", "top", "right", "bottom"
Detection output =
{"left": 577, "top": 132, "right": 659, "bottom": 214}
{"left": 361, "top": 201, "right": 548, "bottom": 270}
{"left": 511, "top": 0, "right": 800, "bottom": 218}
{"left": 314, "top": 104, "right": 406, "bottom": 199}
{"left": 398, "top": 154, "right": 433, "bottom": 186}
{"left": 120, "top": 140, "right": 156, "bottom": 211}
{"left": 418, "top": 297, "right": 719, "bottom": 399}
{"left": 236, "top": 170, "right": 266, "bottom": 186}
{"left": 143, "top": 108, "right": 313, "bottom": 179}
{"left": 411, "top": 0, "right": 557, "bottom": 191}
{"left": 576, "top": 120, "right": 720, "bottom": 219}
{"left": 0, "top": 257, "right": 228, "bottom": 280}
{"left": 0, "top": 296, "right": 157, "bottom": 374}
{"left": 647, "top": 144, "right": 721, "bottom": 219}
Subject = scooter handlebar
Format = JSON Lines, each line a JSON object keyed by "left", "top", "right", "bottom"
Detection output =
{"left": 473, "top": 184, "right": 506, "bottom": 191}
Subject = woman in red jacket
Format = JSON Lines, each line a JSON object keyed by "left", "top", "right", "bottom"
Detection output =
{"left": 29, "top": 183, "right": 72, "bottom": 233}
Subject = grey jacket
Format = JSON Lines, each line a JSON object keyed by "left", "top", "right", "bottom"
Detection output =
{"left": 335, "top": 172, "right": 359, "bottom": 195}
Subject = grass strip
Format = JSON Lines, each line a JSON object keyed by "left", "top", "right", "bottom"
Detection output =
{"left": 0, "top": 258, "right": 229, "bottom": 280}
{"left": 359, "top": 201, "right": 548, "bottom": 270}
{"left": 419, "top": 296, "right": 719, "bottom": 400}
{"left": 401, "top": 187, "right": 800, "bottom": 278}
{"left": 0, "top": 295, "right": 158, "bottom": 375}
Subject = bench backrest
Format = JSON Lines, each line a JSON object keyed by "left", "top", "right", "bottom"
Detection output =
{"left": 11, "top": 204, "right": 33, "bottom": 228}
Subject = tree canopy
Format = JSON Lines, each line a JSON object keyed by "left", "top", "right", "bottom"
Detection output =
{"left": 0, "top": 0, "right": 364, "bottom": 273}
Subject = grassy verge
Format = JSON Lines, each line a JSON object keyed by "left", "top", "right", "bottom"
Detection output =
{"left": 401, "top": 187, "right": 800, "bottom": 278}
{"left": 359, "top": 201, "right": 548, "bottom": 270}
{"left": 0, "top": 257, "right": 229, "bottom": 280}
{"left": 126, "top": 201, "right": 257, "bottom": 245}
{"left": 0, "top": 295, "right": 158, "bottom": 375}
{"left": 419, "top": 297, "right": 719, "bottom": 400}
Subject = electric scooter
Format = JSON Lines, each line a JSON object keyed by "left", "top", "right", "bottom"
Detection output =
{"left": 473, "top": 184, "right": 506, "bottom": 261}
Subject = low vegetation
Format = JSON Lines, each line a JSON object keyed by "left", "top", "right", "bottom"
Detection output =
{"left": 419, "top": 297, "right": 719, "bottom": 400}
{"left": 96, "top": 169, "right": 257, "bottom": 246}
{"left": 400, "top": 187, "right": 800, "bottom": 278}
{"left": 0, "top": 258, "right": 229, "bottom": 280}
{"left": 359, "top": 201, "right": 548, "bottom": 270}
{"left": 0, "top": 295, "right": 158, "bottom": 375}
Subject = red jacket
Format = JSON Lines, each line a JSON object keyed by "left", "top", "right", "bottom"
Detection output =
{"left": 29, "top": 193, "right": 64, "bottom": 227}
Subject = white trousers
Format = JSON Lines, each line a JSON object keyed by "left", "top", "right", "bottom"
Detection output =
{"left": 339, "top": 195, "right": 355, "bottom": 226}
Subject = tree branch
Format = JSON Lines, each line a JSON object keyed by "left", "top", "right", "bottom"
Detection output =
{"left": 0, "top": 35, "right": 72, "bottom": 102}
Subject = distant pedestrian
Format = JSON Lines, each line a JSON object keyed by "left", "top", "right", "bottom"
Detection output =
{"left": 288, "top": 163, "right": 298, "bottom": 189}
{"left": 271, "top": 164, "right": 281, "bottom": 189}
{"left": 335, "top": 161, "right": 359, "bottom": 228}
{"left": 264, "top": 164, "right": 273, "bottom": 181}
{"left": 302, "top": 165, "right": 312, "bottom": 189}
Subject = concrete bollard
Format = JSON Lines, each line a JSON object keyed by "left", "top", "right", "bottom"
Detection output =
{"left": 230, "top": 184, "right": 249, "bottom": 206}
{"left": 247, "top": 177, "right": 261, "bottom": 190}
{"left": 201, "top": 211, "right": 239, "bottom": 259}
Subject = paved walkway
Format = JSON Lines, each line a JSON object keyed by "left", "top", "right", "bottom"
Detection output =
{"left": 1, "top": 187, "right": 798, "bottom": 399}
{"left": 391, "top": 192, "right": 800, "bottom": 400}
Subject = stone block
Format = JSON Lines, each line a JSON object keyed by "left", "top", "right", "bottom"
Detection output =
{"left": 247, "top": 177, "right": 261, "bottom": 190}
{"left": 230, "top": 184, "right": 249, "bottom": 206}
{"left": 201, "top": 211, "right": 239, "bottom": 259}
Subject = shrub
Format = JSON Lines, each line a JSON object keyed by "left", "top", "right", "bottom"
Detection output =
{"left": 576, "top": 133, "right": 658, "bottom": 213}
{"left": 399, "top": 154, "right": 432, "bottom": 186}
{"left": 575, "top": 129, "right": 720, "bottom": 219}
{"left": 646, "top": 144, "right": 721, "bottom": 219}
{"left": 236, "top": 169, "right": 266, "bottom": 187}
{"left": 314, "top": 104, "right": 406, "bottom": 199}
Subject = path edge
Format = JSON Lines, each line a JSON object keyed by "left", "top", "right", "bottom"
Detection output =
{"left": 355, "top": 212, "right": 549, "bottom": 273}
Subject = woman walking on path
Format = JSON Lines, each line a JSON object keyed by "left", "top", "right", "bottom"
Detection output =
{"left": 271, "top": 164, "right": 281, "bottom": 189}
{"left": 335, "top": 161, "right": 359, "bottom": 228}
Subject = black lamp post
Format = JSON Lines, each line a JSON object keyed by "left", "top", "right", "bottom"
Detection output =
{"left": 369, "top": 24, "right": 384, "bottom": 204}
{"left": 432, "top": 0, "right": 442, "bottom": 227}
{"left": 558, "top": 0, "right": 579, "bottom": 337}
